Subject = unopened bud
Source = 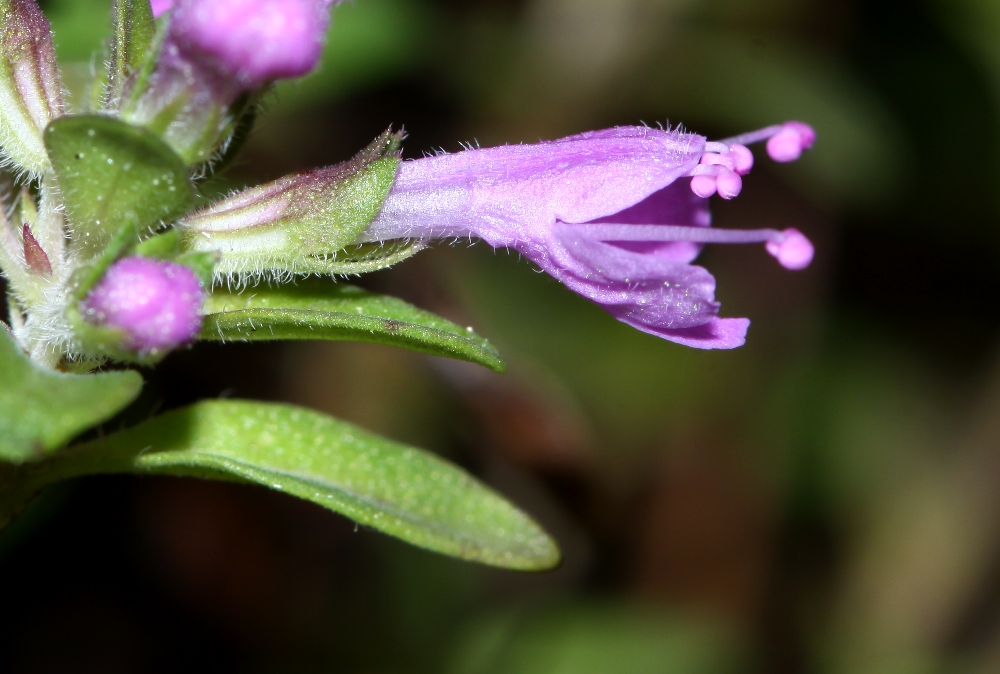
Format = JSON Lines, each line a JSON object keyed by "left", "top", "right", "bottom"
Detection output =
{"left": 0, "top": 0, "right": 64, "bottom": 174}
{"left": 172, "top": 0, "right": 330, "bottom": 86}
{"left": 81, "top": 256, "right": 205, "bottom": 353}
{"left": 123, "top": 0, "right": 333, "bottom": 163}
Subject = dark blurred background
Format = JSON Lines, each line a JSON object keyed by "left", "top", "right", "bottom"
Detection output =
{"left": 4, "top": 0, "right": 1000, "bottom": 671}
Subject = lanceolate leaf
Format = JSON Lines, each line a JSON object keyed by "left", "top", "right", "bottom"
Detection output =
{"left": 2, "top": 400, "right": 561, "bottom": 570}
{"left": 201, "top": 278, "right": 506, "bottom": 372}
{"left": 44, "top": 115, "right": 194, "bottom": 259}
{"left": 0, "top": 326, "right": 143, "bottom": 463}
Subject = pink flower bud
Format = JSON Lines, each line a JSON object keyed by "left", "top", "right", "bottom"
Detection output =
{"left": 170, "top": 0, "right": 331, "bottom": 86}
{"left": 82, "top": 257, "right": 205, "bottom": 353}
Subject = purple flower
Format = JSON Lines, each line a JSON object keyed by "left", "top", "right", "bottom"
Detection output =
{"left": 359, "top": 122, "right": 815, "bottom": 349}
{"left": 81, "top": 257, "right": 205, "bottom": 353}
{"left": 167, "top": 0, "right": 331, "bottom": 86}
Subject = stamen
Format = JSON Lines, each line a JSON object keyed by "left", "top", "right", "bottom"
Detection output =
{"left": 716, "top": 170, "right": 742, "bottom": 200}
{"left": 765, "top": 228, "right": 813, "bottom": 269}
{"left": 690, "top": 175, "right": 718, "bottom": 199}
{"left": 688, "top": 164, "right": 741, "bottom": 199}
{"left": 715, "top": 125, "right": 784, "bottom": 148}
{"left": 700, "top": 153, "right": 735, "bottom": 170}
{"left": 578, "top": 223, "right": 780, "bottom": 244}
{"left": 690, "top": 122, "right": 814, "bottom": 199}
{"left": 766, "top": 122, "right": 815, "bottom": 163}
{"left": 690, "top": 164, "right": 721, "bottom": 176}
{"left": 575, "top": 224, "right": 813, "bottom": 270}
{"left": 725, "top": 145, "right": 753, "bottom": 175}
{"left": 714, "top": 121, "right": 816, "bottom": 163}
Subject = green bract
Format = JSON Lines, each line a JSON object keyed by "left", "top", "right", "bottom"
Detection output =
{"left": 0, "top": 0, "right": 559, "bottom": 569}
{"left": 182, "top": 130, "right": 404, "bottom": 277}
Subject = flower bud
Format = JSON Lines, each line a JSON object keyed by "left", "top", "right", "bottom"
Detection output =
{"left": 0, "top": 0, "right": 64, "bottom": 175}
{"left": 171, "top": 0, "right": 330, "bottom": 86}
{"left": 81, "top": 257, "right": 205, "bottom": 353}
{"left": 122, "top": 0, "right": 332, "bottom": 164}
{"left": 153, "top": 0, "right": 344, "bottom": 20}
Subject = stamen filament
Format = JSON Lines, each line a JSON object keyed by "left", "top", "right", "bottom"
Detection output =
{"left": 714, "top": 125, "right": 784, "bottom": 148}
{"left": 574, "top": 223, "right": 782, "bottom": 245}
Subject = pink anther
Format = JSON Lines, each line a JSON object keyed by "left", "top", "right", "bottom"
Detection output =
{"left": 765, "top": 229, "right": 814, "bottom": 270}
{"left": 716, "top": 169, "right": 742, "bottom": 200}
{"left": 725, "top": 144, "right": 754, "bottom": 175}
{"left": 785, "top": 121, "right": 815, "bottom": 149}
{"left": 700, "top": 153, "right": 735, "bottom": 170}
{"left": 690, "top": 174, "right": 718, "bottom": 199}
{"left": 766, "top": 121, "right": 816, "bottom": 163}
{"left": 766, "top": 129, "right": 804, "bottom": 162}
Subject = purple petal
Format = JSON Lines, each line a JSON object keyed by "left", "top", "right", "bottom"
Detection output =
{"left": 545, "top": 224, "right": 720, "bottom": 330}
{"left": 617, "top": 317, "right": 750, "bottom": 349}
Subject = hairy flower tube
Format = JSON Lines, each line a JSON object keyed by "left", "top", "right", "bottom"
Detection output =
{"left": 356, "top": 122, "right": 815, "bottom": 349}
{"left": 80, "top": 257, "right": 205, "bottom": 354}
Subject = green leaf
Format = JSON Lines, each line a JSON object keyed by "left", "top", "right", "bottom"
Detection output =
{"left": 201, "top": 278, "right": 506, "bottom": 372}
{"left": 44, "top": 114, "right": 194, "bottom": 259}
{"left": 107, "top": 0, "right": 155, "bottom": 105}
{"left": 0, "top": 325, "right": 143, "bottom": 463}
{"left": 5, "top": 400, "right": 561, "bottom": 570}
